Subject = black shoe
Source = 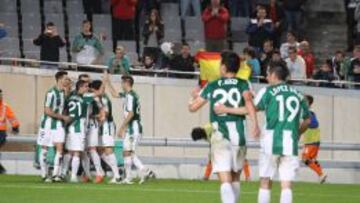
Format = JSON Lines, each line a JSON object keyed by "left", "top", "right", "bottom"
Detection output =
{"left": 0, "top": 164, "right": 6, "bottom": 174}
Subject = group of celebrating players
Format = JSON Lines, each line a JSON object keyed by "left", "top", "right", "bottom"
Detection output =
{"left": 189, "top": 51, "right": 325, "bottom": 203}
{"left": 36, "top": 71, "right": 154, "bottom": 184}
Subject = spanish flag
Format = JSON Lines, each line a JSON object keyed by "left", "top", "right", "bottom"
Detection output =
{"left": 195, "top": 51, "right": 251, "bottom": 87}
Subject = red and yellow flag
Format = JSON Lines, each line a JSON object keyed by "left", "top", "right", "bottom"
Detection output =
{"left": 195, "top": 51, "right": 252, "bottom": 87}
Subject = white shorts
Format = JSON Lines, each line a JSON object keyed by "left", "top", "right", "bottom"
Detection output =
{"left": 37, "top": 127, "right": 65, "bottom": 147}
{"left": 123, "top": 133, "right": 140, "bottom": 152}
{"left": 259, "top": 152, "right": 299, "bottom": 181}
{"left": 210, "top": 132, "right": 246, "bottom": 173}
{"left": 37, "top": 127, "right": 53, "bottom": 147}
{"left": 86, "top": 120, "right": 99, "bottom": 147}
{"left": 99, "top": 122, "right": 115, "bottom": 147}
{"left": 66, "top": 132, "right": 86, "bottom": 151}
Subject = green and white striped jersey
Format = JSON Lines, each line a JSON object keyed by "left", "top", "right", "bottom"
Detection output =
{"left": 99, "top": 94, "right": 114, "bottom": 135}
{"left": 200, "top": 77, "right": 250, "bottom": 146}
{"left": 66, "top": 93, "right": 95, "bottom": 133}
{"left": 40, "top": 86, "right": 65, "bottom": 130}
{"left": 120, "top": 90, "right": 142, "bottom": 135}
{"left": 255, "top": 83, "right": 310, "bottom": 156}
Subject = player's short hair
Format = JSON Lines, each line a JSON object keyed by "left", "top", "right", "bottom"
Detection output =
{"left": 90, "top": 80, "right": 103, "bottom": 90}
{"left": 191, "top": 127, "right": 207, "bottom": 141}
{"left": 268, "top": 61, "right": 289, "bottom": 81}
{"left": 121, "top": 75, "right": 134, "bottom": 87}
{"left": 76, "top": 80, "right": 88, "bottom": 91}
{"left": 78, "top": 74, "right": 90, "bottom": 81}
{"left": 305, "top": 95, "right": 314, "bottom": 106}
{"left": 55, "top": 71, "right": 68, "bottom": 82}
{"left": 221, "top": 51, "right": 240, "bottom": 74}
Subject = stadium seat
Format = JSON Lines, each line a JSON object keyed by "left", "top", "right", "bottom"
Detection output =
{"left": 21, "top": 0, "right": 40, "bottom": 14}
{"left": 231, "top": 17, "right": 249, "bottom": 43}
{"left": 67, "top": 0, "right": 84, "bottom": 14}
{"left": 117, "top": 40, "right": 136, "bottom": 53}
{"left": 0, "top": 37, "right": 20, "bottom": 57}
{"left": 164, "top": 28, "right": 182, "bottom": 42}
{"left": 92, "top": 14, "right": 112, "bottom": 37}
{"left": 68, "top": 14, "right": 87, "bottom": 38}
{"left": 184, "top": 17, "right": 204, "bottom": 42}
{"left": 44, "top": 1, "right": 63, "bottom": 14}
{"left": 44, "top": 14, "right": 65, "bottom": 36}
{"left": 233, "top": 42, "right": 248, "bottom": 54}
{"left": 127, "top": 51, "right": 139, "bottom": 65}
{"left": 161, "top": 3, "right": 179, "bottom": 17}
{"left": 0, "top": 13, "right": 18, "bottom": 38}
{"left": 190, "top": 41, "right": 205, "bottom": 55}
{"left": 103, "top": 40, "right": 113, "bottom": 52}
{"left": 0, "top": 0, "right": 17, "bottom": 12}
{"left": 21, "top": 13, "right": 41, "bottom": 39}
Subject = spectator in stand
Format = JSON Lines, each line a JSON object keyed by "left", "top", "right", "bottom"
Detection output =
{"left": 282, "top": 0, "right": 306, "bottom": 35}
{"left": 331, "top": 50, "right": 347, "bottom": 80}
{"left": 345, "top": 0, "right": 360, "bottom": 51}
{"left": 180, "top": 0, "right": 201, "bottom": 19}
{"left": 313, "top": 59, "right": 336, "bottom": 88}
{"left": 138, "top": 0, "right": 160, "bottom": 16}
{"left": 227, "top": 0, "right": 250, "bottom": 17}
{"left": 33, "top": 22, "right": 65, "bottom": 69}
{"left": 260, "top": 40, "right": 274, "bottom": 78}
{"left": 170, "top": 43, "right": 195, "bottom": 79}
{"left": 243, "top": 47, "right": 261, "bottom": 82}
{"left": 271, "top": 49, "right": 284, "bottom": 63}
{"left": 246, "top": 5, "right": 273, "bottom": 51}
{"left": 111, "top": 0, "right": 137, "bottom": 49}
{"left": 202, "top": 0, "right": 230, "bottom": 52}
{"left": 349, "top": 46, "right": 360, "bottom": 86}
{"left": 72, "top": 20, "right": 104, "bottom": 65}
{"left": 280, "top": 31, "right": 299, "bottom": 59}
{"left": 143, "top": 55, "right": 155, "bottom": 70}
{"left": 354, "top": 2, "right": 360, "bottom": 45}
{"left": 269, "top": 0, "right": 285, "bottom": 48}
{"left": 0, "top": 23, "right": 7, "bottom": 40}
{"left": 142, "top": 9, "right": 164, "bottom": 47}
{"left": 106, "top": 45, "right": 131, "bottom": 75}
{"left": 83, "top": 0, "right": 102, "bottom": 15}
{"left": 285, "top": 46, "right": 306, "bottom": 81}
{"left": 298, "top": 41, "right": 315, "bottom": 78}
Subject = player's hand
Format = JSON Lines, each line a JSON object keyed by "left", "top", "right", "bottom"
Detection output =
{"left": 190, "top": 86, "right": 201, "bottom": 99}
{"left": 252, "top": 125, "right": 261, "bottom": 140}
{"left": 102, "top": 72, "right": 110, "bottom": 83}
{"left": 214, "top": 103, "right": 227, "bottom": 115}
{"left": 118, "top": 126, "right": 126, "bottom": 138}
{"left": 62, "top": 115, "right": 71, "bottom": 124}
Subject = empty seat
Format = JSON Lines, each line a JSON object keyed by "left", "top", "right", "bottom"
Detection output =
{"left": 233, "top": 42, "right": 248, "bottom": 54}
{"left": 21, "top": 13, "right": 41, "bottom": 38}
{"left": 0, "top": 0, "right": 17, "bottom": 12}
{"left": 127, "top": 51, "right": 139, "bottom": 65}
{"left": 44, "top": 1, "right": 63, "bottom": 13}
{"left": 21, "top": 0, "right": 40, "bottom": 14}
{"left": 163, "top": 15, "right": 181, "bottom": 30}
{"left": 0, "top": 37, "right": 20, "bottom": 54}
{"left": 185, "top": 17, "right": 204, "bottom": 41}
{"left": 67, "top": 0, "right": 84, "bottom": 14}
{"left": 23, "top": 39, "right": 39, "bottom": 52}
{"left": 231, "top": 17, "right": 249, "bottom": 42}
{"left": 68, "top": 14, "right": 87, "bottom": 38}
{"left": 161, "top": 3, "right": 179, "bottom": 17}
{"left": 117, "top": 40, "right": 136, "bottom": 53}
{"left": 44, "top": 14, "right": 65, "bottom": 36}
{"left": 164, "top": 29, "right": 182, "bottom": 42}
{"left": 92, "top": 14, "right": 112, "bottom": 36}
{"left": 190, "top": 41, "right": 205, "bottom": 55}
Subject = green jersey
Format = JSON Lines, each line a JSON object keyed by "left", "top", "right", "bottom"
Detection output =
{"left": 255, "top": 83, "right": 310, "bottom": 156}
{"left": 40, "top": 86, "right": 65, "bottom": 130}
{"left": 66, "top": 93, "right": 95, "bottom": 133}
{"left": 120, "top": 90, "right": 142, "bottom": 135}
{"left": 99, "top": 94, "right": 114, "bottom": 135}
{"left": 200, "top": 77, "right": 250, "bottom": 146}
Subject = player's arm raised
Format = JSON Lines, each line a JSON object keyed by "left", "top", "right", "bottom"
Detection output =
{"left": 188, "top": 87, "right": 207, "bottom": 112}
{"left": 102, "top": 72, "right": 120, "bottom": 98}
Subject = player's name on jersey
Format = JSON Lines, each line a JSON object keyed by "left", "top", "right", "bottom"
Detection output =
{"left": 218, "top": 78, "right": 239, "bottom": 86}
{"left": 269, "top": 84, "right": 304, "bottom": 99}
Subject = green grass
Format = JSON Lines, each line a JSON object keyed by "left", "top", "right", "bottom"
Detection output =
{"left": 0, "top": 175, "right": 359, "bottom": 203}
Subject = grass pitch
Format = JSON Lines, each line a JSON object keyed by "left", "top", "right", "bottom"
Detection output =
{"left": 0, "top": 175, "right": 359, "bottom": 203}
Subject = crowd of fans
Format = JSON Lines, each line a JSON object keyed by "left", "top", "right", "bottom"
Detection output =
{"left": 1, "top": 0, "right": 360, "bottom": 89}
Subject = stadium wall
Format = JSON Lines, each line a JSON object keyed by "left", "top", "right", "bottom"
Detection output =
{"left": 1, "top": 66, "right": 360, "bottom": 183}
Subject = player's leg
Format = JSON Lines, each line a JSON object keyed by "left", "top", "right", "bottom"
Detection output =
{"left": 60, "top": 151, "right": 71, "bottom": 178}
{"left": 258, "top": 153, "right": 276, "bottom": 203}
{"left": 103, "top": 147, "right": 121, "bottom": 183}
{"left": 70, "top": 151, "right": 81, "bottom": 182}
{"left": 87, "top": 121, "right": 104, "bottom": 182}
{"left": 123, "top": 150, "right": 134, "bottom": 184}
{"left": 203, "top": 160, "right": 212, "bottom": 181}
{"left": 88, "top": 147, "right": 105, "bottom": 183}
{"left": 218, "top": 172, "right": 236, "bottom": 203}
{"left": 37, "top": 128, "right": 52, "bottom": 182}
{"left": 0, "top": 131, "right": 7, "bottom": 174}
{"left": 52, "top": 127, "right": 65, "bottom": 181}
{"left": 231, "top": 146, "right": 246, "bottom": 202}
{"left": 81, "top": 151, "right": 92, "bottom": 182}
{"left": 302, "top": 145, "right": 326, "bottom": 183}
{"left": 243, "top": 159, "right": 251, "bottom": 181}
{"left": 278, "top": 156, "right": 300, "bottom": 203}
{"left": 231, "top": 171, "right": 241, "bottom": 203}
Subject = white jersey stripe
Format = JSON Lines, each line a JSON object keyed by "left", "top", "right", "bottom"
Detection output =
{"left": 226, "top": 122, "right": 239, "bottom": 146}
{"left": 283, "top": 130, "right": 293, "bottom": 156}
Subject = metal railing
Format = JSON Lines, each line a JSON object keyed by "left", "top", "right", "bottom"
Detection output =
{"left": 1, "top": 57, "right": 360, "bottom": 87}
{"left": 6, "top": 136, "right": 360, "bottom": 151}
